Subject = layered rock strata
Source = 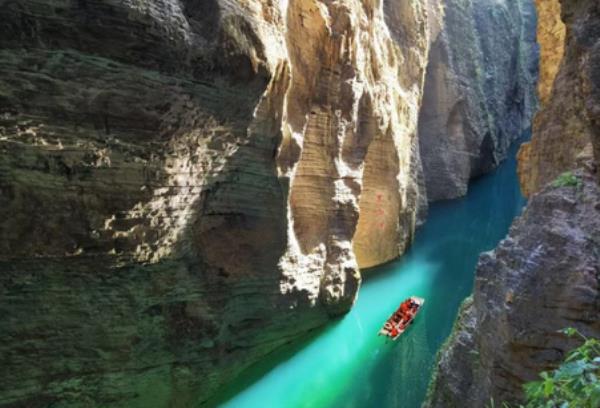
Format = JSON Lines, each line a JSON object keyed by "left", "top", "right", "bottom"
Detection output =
{"left": 425, "top": 170, "right": 600, "bottom": 407}
{"left": 518, "top": 0, "right": 600, "bottom": 196}
{"left": 419, "top": 0, "right": 538, "bottom": 201}
{"left": 0, "top": 0, "right": 430, "bottom": 406}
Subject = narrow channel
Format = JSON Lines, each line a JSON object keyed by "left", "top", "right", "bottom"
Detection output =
{"left": 211, "top": 135, "right": 528, "bottom": 408}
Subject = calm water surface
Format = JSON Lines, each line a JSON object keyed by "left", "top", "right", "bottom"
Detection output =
{"left": 212, "top": 138, "right": 527, "bottom": 408}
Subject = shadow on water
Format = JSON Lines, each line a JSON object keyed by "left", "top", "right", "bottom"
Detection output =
{"left": 203, "top": 322, "right": 339, "bottom": 407}
{"left": 210, "top": 134, "right": 528, "bottom": 408}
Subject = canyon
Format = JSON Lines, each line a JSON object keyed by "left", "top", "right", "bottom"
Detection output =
{"left": 1, "top": 0, "right": 592, "bottom": 407}
{"left": 426, "top": 0, "right": 600, "bottom": 406}
{"left": 0, "top": 0, "right": 432, "bottom": 405}
{"left": 419, "top": 0, "right": 537, "bottom": 201}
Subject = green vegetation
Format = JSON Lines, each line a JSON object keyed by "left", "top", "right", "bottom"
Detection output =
{"left": 522, "top": 328, "right": 600, "bottom": 408}
{"left": 490, "top": 328, "right": 599, "bottom": 408}
{"left": 552, "top": 171, "right": 582, "bottom": 188}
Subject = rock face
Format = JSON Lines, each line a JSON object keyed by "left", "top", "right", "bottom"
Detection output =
{"left": 533, "top": 0, "right": 566, "bottom": 106}
{"left": 518, "top": 0, "right": 600, "bottom": 196}
{"left": 0, "top": 0, "right": 431, "bottom": 406}
{"left": 418, "top": 0, "right": 538, "bottom": 201}
{"left": 424, "top": 171, "right": 600, "bottom": 407}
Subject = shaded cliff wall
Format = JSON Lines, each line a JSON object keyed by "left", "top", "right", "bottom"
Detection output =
{"left": 425, "top": 1, "right": 600, "bottom": 406}
{"left": 518, "top": 0, "right": 600, "bottom": 196}
{"left": 0, "top": 0, "right": 430, "bottom": 406}
{"left": 424, "top": 171, "right": 600, "bottom": 407}
{"left": 418, "top": 0, "right": 538, "bottom": 201}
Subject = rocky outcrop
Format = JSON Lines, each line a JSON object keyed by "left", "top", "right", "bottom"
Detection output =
{"left": 0, "top": 0, "right": 431, "bottom": 406}
{"left": 418, "top": 0, "right": 538, "bottom": 201}
{"left": 518, "top": 0, "right": 600, "bottom": 196}
{"left": 425, "top": 170, "right": 600, "bottom": 407}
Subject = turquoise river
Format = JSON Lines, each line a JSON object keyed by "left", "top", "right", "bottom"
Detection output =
{"left": 209, "top": 137, "right": 527, "bottom": 408}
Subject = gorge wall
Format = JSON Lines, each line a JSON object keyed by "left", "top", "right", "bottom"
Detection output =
{"left": 426, "top": 0, "right": 600, "bottom": 406}
{"left": 518, "top": 0, "right": 600, "bottom": 196}
{"left": 425, "top": 172, "right": 600, "bottom": 407}
{"left": 419, "top": 0, "right": 538, "bottom": 201}
{"left": 0, "top": 0, "right": 431, "bottom": 406}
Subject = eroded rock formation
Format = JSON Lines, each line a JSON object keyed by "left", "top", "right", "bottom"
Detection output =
{"left": 518, "top": 0, "right": 600, "bottom": 196}
{"left": 418, "top": 0, "right": 538, "bottom": 201}
{"left": 0, "top": 0, "right": 430, "bottom": 405}
{"left": 424, "top": 171, "right": 600, "bottom": 407}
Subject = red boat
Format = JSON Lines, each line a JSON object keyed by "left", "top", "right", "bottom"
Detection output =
{"left": 378, "top": 296, "right": 425, "bottom": 340}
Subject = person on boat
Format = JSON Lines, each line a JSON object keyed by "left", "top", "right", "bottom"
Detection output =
{"left": 390, "top": 326, "right": 399, "bottom": 337}
{"left": 406, "top": 304, "right": 417, "bottom": 320}
{"left": 399, "top": 300, "right": 417, "bottom": 325}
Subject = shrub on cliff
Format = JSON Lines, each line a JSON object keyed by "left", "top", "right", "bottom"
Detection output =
{"left": 522, "top": 328, "right": 600, "bottom": 408}
{"left": 552, "top": 171, "right": 582, "bottom": 188}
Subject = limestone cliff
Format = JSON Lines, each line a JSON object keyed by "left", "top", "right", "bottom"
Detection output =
{"left": 424, "top": 170, "right": 600, "bottom": 407}
{"left": 0, "top": 0, "right": 431, "bottom": 406}
{"left": 418, "top": 0, "right": 538, "bottom": 201}
{"left": 518, "top": 0, "right": 600, "bottom": 196}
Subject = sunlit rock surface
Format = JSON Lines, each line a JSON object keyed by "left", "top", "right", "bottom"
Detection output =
{"left": 425, "top": 170, "right": 600, "bottom": 407}
{"left": 533, "top": 0, "right": 566, "bottom": 106}
{"left": 418, "top": 0, "right": 538, "bottom": 201}
{"left": 0, "top": 0, "right": 431, "bottom": 405}
{"left": 518, "top": 0, "right": 600, "bottom": 196}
